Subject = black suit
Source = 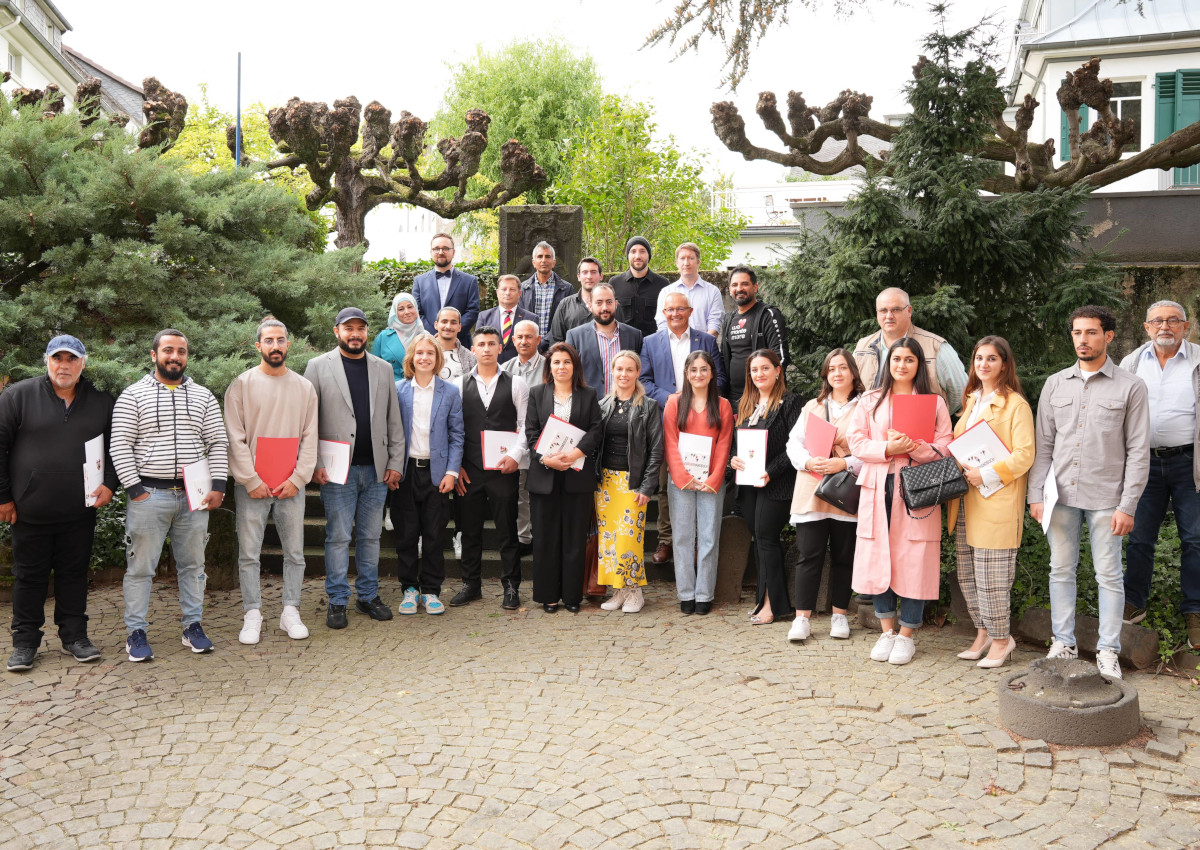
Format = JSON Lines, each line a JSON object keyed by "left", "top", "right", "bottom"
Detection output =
{"left": 525, "top": 384, "right": 603, "bottom": 606}
{"left": 478, "top": 304, "right": 537, "bottom": 363}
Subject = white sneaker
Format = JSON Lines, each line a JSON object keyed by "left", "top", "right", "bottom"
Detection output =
{"left": 1096, "top": 649, "right": 1123, "bottom": 681}
{"left": 622, "top": 587, "right": 645, "bottom": 613}
{"left": 279, "top": 606, "right": 309, "bottom": 640}
{"left": 888, "top": 634, "right": 916, "bottom": 665}
{"left": 1046, "top": 639, "right": 1078, "bottom": 660}
{"left": 830, "top": 613, "right": 850, "bottom": 639}
{"left": 452, "top": 532, "right": 462, "bottom": 559}
{"left": 239, "top": 609, "right": 262, "bottom": 645}
{"left": 787, "top": 615, "right": 811, "bottom": 642}
{"left": 383, "top": 508, "right": 393, "bottom": 532}
{"left": 871, "top": 630, "right": 897, "bottom": 662}
{"left": 600, "top": 588, "right": 628, "bottom": 611}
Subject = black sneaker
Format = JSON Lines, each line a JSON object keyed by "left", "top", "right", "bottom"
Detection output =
{"left": 326, "top": 604, "right": 348, "bottom": 629}
{"left": 61, "top": 639, "right": 101, "bottom": 663}
{"left": 502, "top": 585, "right": 520, "bottom": 610}
{"left": 680, "top": 600, "right": 696, "bottom": 615}
{"left": 6, "top": 646, "right": 36, "bottom": 672}
{"left": 695, "top": 601, "right": 712, "bottom": 615}
{"left": 449, "top": 585, "right": 482, "bottom": 607}
{"left": 355, "top": 596, "right": 393, "bottom": 621}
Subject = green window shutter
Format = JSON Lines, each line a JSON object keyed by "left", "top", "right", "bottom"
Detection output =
{"left": 1156, "top": 71, "right": 1178, "bottom": 142}
{"left": 1060, "top": 105, "right": 1090, "bottom": 162}
{"left": 1177, "top": 70, "right": 1200, "bottom": 135}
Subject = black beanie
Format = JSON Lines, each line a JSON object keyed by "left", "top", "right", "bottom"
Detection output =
{"left": 625, "top": 236, "right": 652, "bottom": 262}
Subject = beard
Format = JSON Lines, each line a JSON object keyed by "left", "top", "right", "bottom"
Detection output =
{"left": 733, "top": 292, "right": 754, "bottom": 306}
{"left": 156, "top": 360, "right": 186, "bottom": 381}
{"left": 593, "top": 311, "right": 615, "bottom": 326}
{"left": 338, "top": 337, "right": 366, "bottom": 354}
{"left": 262, "top": 349, "right": 288, "bottom": 366}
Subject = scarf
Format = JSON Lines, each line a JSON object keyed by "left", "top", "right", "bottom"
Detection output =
{"left": 389, "top": 292, "right": 424, "bottom": 351}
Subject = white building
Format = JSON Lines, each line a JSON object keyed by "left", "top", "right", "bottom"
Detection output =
{"left": 1006, "top": 0, "right": 1200, "bottom": 191}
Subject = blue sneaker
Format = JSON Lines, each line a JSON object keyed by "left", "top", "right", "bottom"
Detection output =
{"left": 399, "top": 586, "right": 420, "bottom": 615}
{"left": 182, "top": 622, "right": 214, "bottom": 654}
{"left": 422, "top": 594, "right": 445, "bottom": 615}
{"left": 126, "top": 629, "right": 154, "bottom": 662}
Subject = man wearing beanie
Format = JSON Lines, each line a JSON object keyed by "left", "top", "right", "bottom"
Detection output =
{"left": 609, "top": 236, "right": 670, "bottom": 340}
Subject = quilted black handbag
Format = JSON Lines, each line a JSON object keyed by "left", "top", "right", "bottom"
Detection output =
{"left": 898, "top": 446, "right": 967, "bottom": 519}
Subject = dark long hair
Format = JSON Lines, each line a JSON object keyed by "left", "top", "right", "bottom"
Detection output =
{"left": 542, "top": 342, "right": 585, "bottom": 390}
{"left": 676, "top": 350, "right": 722, "bottom": 431}
{"left": 874, "top": 337, "right": 932, "bottom": 418}
{"left": 816, "top": 348, "right": 865, "bottom": 404}
{"left": 736, "top": 348, "right": 786, "bottom": 425}
{"left": 962, "top": 335, "right": 1024, "bottom": 408}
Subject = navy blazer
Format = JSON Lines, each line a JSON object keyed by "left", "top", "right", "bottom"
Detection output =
{"left": 518, "top": 272, "right": 575, "bottom": 350}
{"left": 395, "top": 376, "right": 465, "bottom": 482}
{"left": 565, "top": 321, "right": 644, "bottom": 396}
{"left": 411, "top": 268, "right": 480, "bottom": 346}
{"left": 477, "top": 304, "right": 538, "bottom": 364}
{"left": 639, "top": 328, "right": 728, "bottom": 409}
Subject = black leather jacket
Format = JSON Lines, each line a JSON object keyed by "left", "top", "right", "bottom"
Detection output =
{"left": 596, "top": 394, "right": 663, "bottom": 497}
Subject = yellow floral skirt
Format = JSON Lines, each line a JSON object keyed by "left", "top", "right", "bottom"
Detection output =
{"left": 595, "top": 468, "right": 647, "bottom": 588}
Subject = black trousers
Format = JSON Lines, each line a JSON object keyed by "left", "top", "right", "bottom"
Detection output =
{"left": 530, "top": 475, "right": 591, "bottom": 606}
{"left": 10, "top": 515, "right": 96, "bottom": 648}
{"left": 391, "top": 461, "right": 449, "bottom": 595}
{"left": 793, "top": 518, "right": 857, "bottom": 611}
{"left": 740, "top": 488, "right": 793, "bottom": 618}
{"left": 459, "top": 470, "right": 520, "bottom": 587}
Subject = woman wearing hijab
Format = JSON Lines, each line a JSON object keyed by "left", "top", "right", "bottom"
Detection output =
{"left": 372, "top": 292, "right": 425, "bottom": 381}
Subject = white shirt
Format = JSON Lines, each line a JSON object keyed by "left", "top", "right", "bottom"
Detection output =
{"left": 453, "top": 369, "right": 529, "bottom": 466}
{"left": 655, "top": 277, "right": 724, "bottom": 334}
{"left": 408, "top": 377, "right": 436, "bottom": 460}
{"left": 1136, "top": 344, "right": 1196, "bottom": 449}
{"left": 668, "top": 328, "right": 691, "bottom": 393}
{"left": 437, "top": 268, "right": 453, "bottom": 307}
{"left": 964, "top": 390, "right": 1003, "bottom": 491}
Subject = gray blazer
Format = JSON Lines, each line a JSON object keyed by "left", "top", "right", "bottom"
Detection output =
{"left": 303, "top": 349, "right": 406, "bottom": 482}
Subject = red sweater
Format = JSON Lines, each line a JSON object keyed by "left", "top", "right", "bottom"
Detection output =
{"left": 663, "top": 394, "right": 734, "bottom": 491}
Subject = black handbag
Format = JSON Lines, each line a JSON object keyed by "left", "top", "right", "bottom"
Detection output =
{"left": 898, "top": 446, "right": 967, "bottom": 519}
{"left": 812, "top": 400, "right": 861, "bottom": 514}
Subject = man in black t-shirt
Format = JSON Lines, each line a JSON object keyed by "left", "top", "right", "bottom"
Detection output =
{"left": 608, "top": 236, "right": 669, "bottom": 339}
{"left": 718, "top": 266, "right": 789, "bottom": 411}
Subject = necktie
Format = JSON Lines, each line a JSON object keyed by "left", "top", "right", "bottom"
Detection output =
{"left": 502, "top": 311, "right": 512, "bottom": 345}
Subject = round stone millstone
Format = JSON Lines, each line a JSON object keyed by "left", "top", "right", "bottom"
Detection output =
{"left": 998, "top": 658, "right": 1140, "bottom": 746}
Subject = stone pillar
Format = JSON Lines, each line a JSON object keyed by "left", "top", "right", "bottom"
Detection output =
{"left": 498, "top": 205, "right": 584, "bottom": 287}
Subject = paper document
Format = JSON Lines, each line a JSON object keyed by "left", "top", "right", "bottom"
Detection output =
{"left": 735, "top": 428, "right": 768, "bottom": 487}
{"left": 948, "top": 421, "right": 1010, "bottom": 499}
{"left": 83, "top": 434, "right": 104, "bottom": 507}
{"left": 482, "top": 431, "right": 521, "bottom": 470}
{"left": 677, "top": 432, "right": 713, "bottom": 481}
{"left": 181, "top": 458, "right": 212, "bottom": 512}
{"left": 318, "top": 440, "right": 351, "bottom": 485}
{"left": 803, "top": 413, "right": 837, "bottom": 481}
{"left": 1040, "top": 469, "right": 1059, "bottom": 536}
{"left": 254, "top": 436, "right": 300, "bottom": 492}
{"left": 534, "top": 416, "right": 587, "bottom": 471}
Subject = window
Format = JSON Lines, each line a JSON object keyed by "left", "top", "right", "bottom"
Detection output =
{"left": 1155, "top": 70, "right": 1200, "bottom": 187}
{"left": 7, "top": 50, "right": 21, "bottom": 78}
{"left": 1060, "top": 81, "right": 1142, "bottom": 161}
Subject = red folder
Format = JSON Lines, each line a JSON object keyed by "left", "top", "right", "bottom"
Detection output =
{"left": 803, "top": 412, "right": 837, "bottom": 480}
{"left": 254, "top": 437, "right": 300, "bottom": 491}
{"left": 891, "top": 394, "right": 936, "bottom": 443}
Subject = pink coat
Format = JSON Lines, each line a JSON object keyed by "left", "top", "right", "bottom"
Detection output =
{"left": 848, "top": 390, "right": 953, "bottom": 600}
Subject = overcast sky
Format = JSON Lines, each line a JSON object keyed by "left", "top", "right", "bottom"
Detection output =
{"left": 60, "top": 1, "right": 1015, "bottom": 185}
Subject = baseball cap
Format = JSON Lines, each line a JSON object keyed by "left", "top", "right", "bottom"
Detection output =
{"left": 335, "top": 307, "right": 368, "bottom": 325}
{"left": 45, "top": 335, "right": 86, "bottom": 358}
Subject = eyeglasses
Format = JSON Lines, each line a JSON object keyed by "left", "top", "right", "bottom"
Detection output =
{"left": 663, "top": 307, "right": 690, "bottom": 314}
{"left": 1147, "top": 317, "right": 1185, "bottom": 327}
{"left": 877, "top": 307, "right": 910, "bottom": 316}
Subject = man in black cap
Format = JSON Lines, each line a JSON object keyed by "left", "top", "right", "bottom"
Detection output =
{"left": 304, "top": 308, "right": 406, "bottom": 629}
{"left": 609, "top": 236, "right": 670, "bottom": 340}
{"left": 1, "top": 335, "right": 118, "bottom": 671}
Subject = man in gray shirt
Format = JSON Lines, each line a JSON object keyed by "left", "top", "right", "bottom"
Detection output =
{"left": 501, "top": 319, "right": 545, "bottom": 557}
{"left": 1028, "top": 305, "right": 1150, "bottom": 681}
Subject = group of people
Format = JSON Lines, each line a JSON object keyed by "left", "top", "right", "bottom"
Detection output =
{"left": 2, "top": 231, "right": 1196, "bottom": 686}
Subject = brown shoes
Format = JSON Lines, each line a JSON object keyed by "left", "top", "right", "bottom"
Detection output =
{"left": 652, "top": 542, "right": 672, "bottom": 564}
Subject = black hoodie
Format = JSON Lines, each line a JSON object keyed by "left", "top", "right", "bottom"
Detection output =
{"left": 0, "top": 375, "right": 119, "bottom": 524}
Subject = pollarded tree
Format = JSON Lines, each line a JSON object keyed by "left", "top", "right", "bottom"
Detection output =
{"left": 0, "top": 87, "right": 376, "bottom": 397}
{"left": 227, "top": 97, "right": 547, "bottom": 250}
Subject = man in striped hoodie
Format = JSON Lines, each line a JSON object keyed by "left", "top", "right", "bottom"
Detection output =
{"left": 110, "top": 329, "right": 229, "bottom": 662}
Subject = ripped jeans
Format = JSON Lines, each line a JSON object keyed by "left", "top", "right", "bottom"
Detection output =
{"left": 123, "top": 487, "right": 210, "bottom": 633}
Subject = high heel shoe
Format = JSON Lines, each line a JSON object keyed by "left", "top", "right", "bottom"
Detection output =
{"left": 957, "top": 636, "right": 993, "bottom": 660}
{"left": 977, "top": 636, "right": 1017, "bottom": 668}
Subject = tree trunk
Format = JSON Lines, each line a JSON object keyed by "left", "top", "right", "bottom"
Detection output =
{"left": 332, "top": 160, "right": 370, "bottom": 259}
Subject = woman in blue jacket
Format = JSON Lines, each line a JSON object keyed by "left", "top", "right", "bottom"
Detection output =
{"left": 373, "top": 292, "right": 425, "bottom": 381}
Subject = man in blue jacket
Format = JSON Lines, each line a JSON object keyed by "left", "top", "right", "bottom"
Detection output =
{"left": 640, "top": 293, "right": 728, "bottom": 565}
{"left": 1, "top": 336, "right": 118, "bottom": 671}
{"left": 411, "top": 233, "right": 480, "bottom": 346}
{"left": 518, "top": 241, "right": 574, "bottom": 352}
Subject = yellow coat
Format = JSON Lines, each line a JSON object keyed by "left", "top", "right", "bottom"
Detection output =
{"left": 946, "top": 391, "right": 1036, "bottom": 550}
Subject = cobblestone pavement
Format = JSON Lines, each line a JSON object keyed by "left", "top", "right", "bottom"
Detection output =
{"left": 2, "top": 577, "right": 1199, "bottom": 849}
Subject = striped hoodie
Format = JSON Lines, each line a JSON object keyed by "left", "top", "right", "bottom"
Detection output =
{"left": 110, "top": 374, "right": 229, "bottom": 499}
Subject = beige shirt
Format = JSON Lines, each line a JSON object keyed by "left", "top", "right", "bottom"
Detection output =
{"left": 225, "top": 368, "right": 319, "bottom": 491}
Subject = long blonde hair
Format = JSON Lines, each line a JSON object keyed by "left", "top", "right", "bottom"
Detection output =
{"left": 736, "top": 348, "right": 786, "bottom": 425}
{"left": 605, "top": 350, "right": 646, "bottom": 405}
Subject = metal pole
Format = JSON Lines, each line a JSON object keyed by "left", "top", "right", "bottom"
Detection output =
{"left": 234, "top": 52, "right": 242, "bottom": 169}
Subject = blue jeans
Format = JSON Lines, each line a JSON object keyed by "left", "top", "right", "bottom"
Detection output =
{"left": 1046, "top": 504, "right": 1124, "bottom": 652}
{"left": 1124, "top": 451, "right": 1200, "bottom": 615}
{"left": 321, "top": 465, "right": 387, "bottom": 606}
{"left": 668, "top": 480, "right": 725, "bottom": 603}
{"left": 873, "top": 589, "right": 924, "bottom": 631}
{"left": 123, "top": 487, "right": 210, "bottom": 633}
{"left": 236, "top": 484, "right": 306, "bottom": 610}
